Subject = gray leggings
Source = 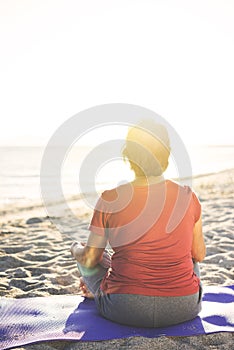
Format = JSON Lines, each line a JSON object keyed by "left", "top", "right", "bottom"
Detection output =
{"left": 77, "top": 262, "right": 202, "bottom": 328}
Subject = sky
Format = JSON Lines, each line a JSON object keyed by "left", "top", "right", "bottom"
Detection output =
{"left": 0, "top": 0, "right": 233, "bottom": 146}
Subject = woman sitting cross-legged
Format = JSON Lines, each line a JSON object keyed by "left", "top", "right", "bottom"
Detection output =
{"left": 70, "top": 120, "right": 206, "bottom": 328}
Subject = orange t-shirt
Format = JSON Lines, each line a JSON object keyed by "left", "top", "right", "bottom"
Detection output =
{"left": 89, "top": 180, "right": 201, "bottom": 297}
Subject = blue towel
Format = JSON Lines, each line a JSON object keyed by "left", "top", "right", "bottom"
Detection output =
{"left": 0, "top": 285, "right": 233, "bottom": 350}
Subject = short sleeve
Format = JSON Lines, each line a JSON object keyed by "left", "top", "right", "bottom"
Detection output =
{"left": 88, "top": 195, "right": 108, "bottom": 237}
{"left": 192, "top": 192, "right": 201, "bottom": 223}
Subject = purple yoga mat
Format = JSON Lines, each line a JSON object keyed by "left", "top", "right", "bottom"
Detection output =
{"left": 0, "top": 285, "right": 234, "bottom": 350}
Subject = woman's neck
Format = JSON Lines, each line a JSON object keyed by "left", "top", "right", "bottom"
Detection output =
{"left": 132, "top": 175, "right": 164, "bottom": 186}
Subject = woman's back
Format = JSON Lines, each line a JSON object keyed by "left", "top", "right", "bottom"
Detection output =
{"left": 90, "top": 180, "right": 201, "bottom": 297}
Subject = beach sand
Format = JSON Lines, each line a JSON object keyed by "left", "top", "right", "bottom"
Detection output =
{"left": 0, "top": 169, "right": 233, "bottom": 349}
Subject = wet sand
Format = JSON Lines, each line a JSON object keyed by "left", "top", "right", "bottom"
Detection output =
{"left": 0, "top": 169, "right": 233, "bottom": 349}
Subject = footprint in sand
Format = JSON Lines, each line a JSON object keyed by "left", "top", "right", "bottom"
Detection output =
{"left": 26, "top": 217, "right": 43, "bottom": 224}
{"left": 9, "top": 278, "right": 44, "bottom": 291}
{"left": 0, "top": 255, "right": 31, "bottom": 270}
{"left": 3, "top": 246, "right": 33, "bottom": 254}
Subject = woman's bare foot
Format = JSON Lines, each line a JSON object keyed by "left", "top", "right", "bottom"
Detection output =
{"left": 79, "top": 277, "right": 94, "bottom": 299}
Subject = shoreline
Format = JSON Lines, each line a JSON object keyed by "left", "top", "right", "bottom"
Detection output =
{"left": 1, "top": 167, "right": 233, "bottom": 222}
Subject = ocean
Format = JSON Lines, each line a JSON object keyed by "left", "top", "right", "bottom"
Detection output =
{"left": 0, "top": 145, "right": 234, "bottom": 207}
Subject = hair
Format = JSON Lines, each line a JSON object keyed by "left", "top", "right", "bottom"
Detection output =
{"left": 122, "top": 120, "right": 171, "bottom": 177}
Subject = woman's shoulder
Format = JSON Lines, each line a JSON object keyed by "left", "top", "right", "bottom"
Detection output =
{"left": 101, "top": 182, "right": 132, "bottom": 202}
{"left": 166, "top": 179, "right": 194, "bottom": 195}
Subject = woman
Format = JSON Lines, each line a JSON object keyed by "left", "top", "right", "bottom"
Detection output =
{"left": 71, "top": 120, "right": 206, "bottom": 327}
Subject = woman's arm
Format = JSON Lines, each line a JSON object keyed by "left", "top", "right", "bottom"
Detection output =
{"left": 70, "top": 232, "right": 108, "bottom": 268}
{"left": 191, "top": 215, "right": 206, "bottom": 262}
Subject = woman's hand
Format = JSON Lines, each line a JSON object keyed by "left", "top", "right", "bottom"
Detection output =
{"left": 70, "top": 241, "right": 85, "bottom": 260}
{"left": 70, "top": 236, "right": 111, "bottom": 269}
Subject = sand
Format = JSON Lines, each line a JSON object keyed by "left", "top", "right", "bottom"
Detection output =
{"left": 0, "top": 169, "right": 233, "bottom": 349}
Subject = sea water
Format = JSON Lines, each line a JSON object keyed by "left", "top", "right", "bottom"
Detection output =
{"left": 0, "top": 145, "right": 234, "bottom": 206}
